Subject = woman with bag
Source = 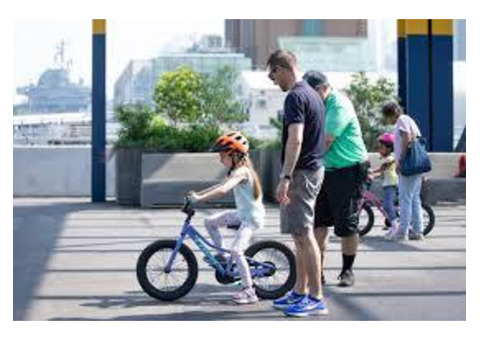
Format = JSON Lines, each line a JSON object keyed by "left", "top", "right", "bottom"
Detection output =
{"left": 381, "top": 101, "right": 431, "bottom": 241}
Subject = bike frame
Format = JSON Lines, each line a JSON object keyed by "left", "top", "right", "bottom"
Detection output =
{"left": 164, "top": 218, "right": 274, "bottom": 278}
{"left": 358, "top": 187, "right": 390, "bottom": 222}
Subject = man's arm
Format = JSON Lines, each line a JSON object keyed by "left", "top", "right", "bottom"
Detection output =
{"left": 281, "top": 123, "right": 304, "bottom": 177}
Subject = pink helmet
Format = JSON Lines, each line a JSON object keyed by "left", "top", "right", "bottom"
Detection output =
{"left": 378, "top": 132, "right": 395, "bottom": 146}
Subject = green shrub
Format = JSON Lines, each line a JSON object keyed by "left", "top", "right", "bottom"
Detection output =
{"left": 115, "top": 104, "right": 155, "bottom": 147}
{"left": 116, "top": 66, "right": 258, "bottom": 153}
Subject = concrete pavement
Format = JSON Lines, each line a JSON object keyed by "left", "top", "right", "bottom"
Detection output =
{"left": 13, "top": 198, "right": 466, "bottom": 320}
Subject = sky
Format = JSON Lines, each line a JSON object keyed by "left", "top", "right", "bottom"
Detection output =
{"left": 13, "top": 19, "right": 225, "bottom": 101}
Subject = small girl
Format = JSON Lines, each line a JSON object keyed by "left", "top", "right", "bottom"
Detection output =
{"left": 189, "top": 131, "right": 265, "bottom": 304}
{"left": 370, "top": 132, "right": 399, "bottom": 239}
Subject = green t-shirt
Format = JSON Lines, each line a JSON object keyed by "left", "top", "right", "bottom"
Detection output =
{"left": 324, "top": 89, "right": 367, "bottom": 169}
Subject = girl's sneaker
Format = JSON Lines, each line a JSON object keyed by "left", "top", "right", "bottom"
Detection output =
{"left": 385, "top": 221, "right": 399, "bottom": 240}
{"left": 387, "top": 230, "right": 408, "bottom": 242}
{"left": 232, "top": 287, "right": 259, "bottom": 304}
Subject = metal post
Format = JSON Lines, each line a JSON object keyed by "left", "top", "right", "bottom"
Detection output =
{"left": 92, "top": 19, "right": 106, "bottom": 202}
{"left": 405, "top": 19, "right": 431, "bottom": 150}
{"left": 430, "top": 19, "right": 454, "bottom": 151}
{"left": 397, "top": 20, "right": 407, "bottom": 107}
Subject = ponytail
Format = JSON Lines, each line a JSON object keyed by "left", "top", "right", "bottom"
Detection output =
{"left": 229, "top": 152, "right": 263, "bottom": 201}
{"left": 244, "top": 157, "right": 263, "bottom": 201}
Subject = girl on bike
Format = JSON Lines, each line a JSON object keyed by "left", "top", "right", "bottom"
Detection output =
{"left": 188, "top": 131, "right": 265, "bottom": 304}
{"left": 369, "top": 132, "right": 399, "bottom": 239}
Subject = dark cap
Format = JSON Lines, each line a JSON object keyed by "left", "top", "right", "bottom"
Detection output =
{"left": 303, "top": 70, "right": 329, "bottom": 89}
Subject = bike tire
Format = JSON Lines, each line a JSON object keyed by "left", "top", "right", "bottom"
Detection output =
{"left": 422, "top": 204, "right": 436, "bottom": 236}
{"left": 358, "top": 203, "right": 375, "bottom": 236}
{"left": 244, "top": 241, "right": 296, "bottom": 300}
{"left": 136, "top": 240, "right": 198, "bottom": 301}
{"left": 386, "top": 204, "right": 435, "bottom": 236}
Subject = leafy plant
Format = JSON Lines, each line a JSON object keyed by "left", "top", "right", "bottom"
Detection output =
{"left": 115, "top": 104, "right": 156, "bottom": 147}
{"left": 265, "top": 117, "right": 283, "bottom": 150}
{"left": 116, "top": 66, "right": 256, "bottom": 152}
{"left": 115, "top": 104, "right": 257, "bottom": 153}
{"left": 153, "top": 66, "right": 203, "bottom": 125}
{"left": 345, "top": 72, "right": 397, "bottom": 151}
{"left": 154, "top": 65, "right": 247, "bottom": 126}
{"left": 199, "top": 66, "right": 249, "bottom": 125}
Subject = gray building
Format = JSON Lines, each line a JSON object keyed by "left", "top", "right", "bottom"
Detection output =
{"left": 225, "top": 19, "right": 368, "bottom": 69}
{"left": 114, "top": 53, "right": 252, "bottom": 107}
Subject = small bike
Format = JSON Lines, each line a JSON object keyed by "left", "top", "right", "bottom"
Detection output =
{"left": 358, "top": 179, "right": 435, "bottom": 237}
{"left": 136, "top": 198, "right": 296, "bottom": 301}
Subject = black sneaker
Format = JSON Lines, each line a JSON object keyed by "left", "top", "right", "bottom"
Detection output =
{"left": 338, "top": 269, "right": 355, "bottom": 287}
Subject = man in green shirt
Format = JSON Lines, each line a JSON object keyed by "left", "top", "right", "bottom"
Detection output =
{"left": 303, "top": 70, "right": 368, "bottom": 287}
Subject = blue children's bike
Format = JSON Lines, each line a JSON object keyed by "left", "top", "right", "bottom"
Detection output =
{"left": 136, "top": 198, "right": 296, "bottom": 301}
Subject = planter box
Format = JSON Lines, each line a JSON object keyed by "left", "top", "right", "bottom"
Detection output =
{"left": 140, "top": 153, "right": 234, "bottom": 207}
{"left": 115, "top": 147, "right": 465, "bottom": 207}
{"left": 255, "top": 150, "right": 467, "bottom": 204}
{"left": 115, "top": 148, "right": 143, "bottom": 206}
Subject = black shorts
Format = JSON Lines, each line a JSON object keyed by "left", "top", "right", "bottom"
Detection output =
{"left": 314, "top": 163, "right": 365, "bottom": 237}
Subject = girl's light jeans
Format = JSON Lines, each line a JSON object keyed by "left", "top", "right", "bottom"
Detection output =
{"left": 398, "top": 174, "right": 424, "bottom": 235}
{"left": 204, "top": 210, "right": 257, "bottom": 288}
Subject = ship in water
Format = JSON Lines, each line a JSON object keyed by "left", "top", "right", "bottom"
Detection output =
{"left": 13, "top": 41, "right": 119, "bottom": 145}
{"left": 14, "top": 41, "right": 91, "bottom": 115}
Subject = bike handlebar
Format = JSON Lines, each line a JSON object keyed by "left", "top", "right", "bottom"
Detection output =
{"left": 182, "top": 196, "right": 196, "bottom": 217}
{"left": 364, "top": 178, "right": 373, "bottom": 189}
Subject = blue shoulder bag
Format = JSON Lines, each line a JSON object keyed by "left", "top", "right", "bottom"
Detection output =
{"left": 400, "top": 137, "right": 432, "bottom": 176}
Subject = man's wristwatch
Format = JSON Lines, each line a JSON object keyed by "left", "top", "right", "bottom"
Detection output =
{"left": 282, "top": 174, "right": 292, "bottom": 181}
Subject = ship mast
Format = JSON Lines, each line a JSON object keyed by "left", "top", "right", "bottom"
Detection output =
{"left": 54, "top": 40, "right": 73, "bottom": 72}
{"left": 54, "top": 40, "right": 66, "bottom": 68}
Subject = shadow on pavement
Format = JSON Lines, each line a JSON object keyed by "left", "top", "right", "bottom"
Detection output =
{"left": 13, "top": 201, "right": 117, "bottom": 320}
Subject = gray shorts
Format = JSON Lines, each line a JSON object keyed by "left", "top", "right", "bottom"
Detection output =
{"left": 280, "top": 167, "right": 325, "bottom": 235}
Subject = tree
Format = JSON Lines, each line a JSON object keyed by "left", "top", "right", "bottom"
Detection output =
{"left": 345, "top": 72, "right": 397, "bottom": 151}
{"left": 154, "top": 65, "right": 247, "bottom": 126}
{"left": 199, "top": 66, "right": 249, "bottom": 125}
{"left": 153, "top": 66, "right": 203, "bottom": 125}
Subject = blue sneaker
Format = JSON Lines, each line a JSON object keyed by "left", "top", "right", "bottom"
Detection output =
{"left": 283, "top": 296, "right": 329, "bottom": 317}
{"left": 273, "top": 291, "right": 306, "bottom": 310}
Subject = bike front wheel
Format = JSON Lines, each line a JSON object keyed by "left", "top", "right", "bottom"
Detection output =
{"left": 136, "top": 240, "right": 198, "bottom": 301}
{"left": 245, "top": 241, "right": 296, "bottom": 300}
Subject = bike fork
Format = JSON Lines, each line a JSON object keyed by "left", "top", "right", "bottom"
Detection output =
{"left": 164, "top": 233, "right": 188, "bottom": 273}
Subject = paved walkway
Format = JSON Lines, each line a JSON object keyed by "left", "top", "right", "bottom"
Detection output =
{"left": 13, "top": 198, "right": 466, "bottom": 320}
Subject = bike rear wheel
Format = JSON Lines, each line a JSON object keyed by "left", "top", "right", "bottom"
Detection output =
{"left": 358, "top": 203, "right": 375, "bottom": 236}
{"left": 136, "top": 240, "right": 198, "bottom": 301}
{"left": 245, "top": 241, "right": 296, "bottom": 300}
{"left": 421, "top": 204, "right": 435, "bottom": 236}
{"left": 384, "top": 204, "right": 436, "bottom": 236}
